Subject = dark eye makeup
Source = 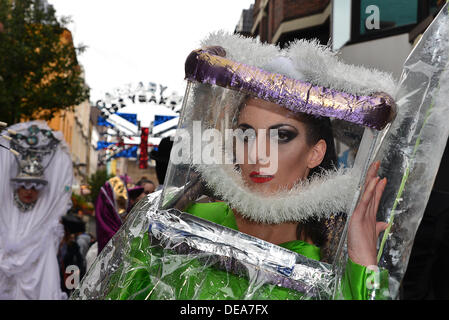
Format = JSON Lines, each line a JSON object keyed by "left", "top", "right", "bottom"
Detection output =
{"left": 237, "top": 123, "right": 299, "bottom": 144}
{"left": 273, "top": 128, "right": 298, "bottom": 143}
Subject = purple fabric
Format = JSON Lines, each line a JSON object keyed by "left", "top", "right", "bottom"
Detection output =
{"left": 95, "top": 181, "right": 122, "bottom": 254}
{"left": 184, "top": 48, "right": 396, "bottom": 130}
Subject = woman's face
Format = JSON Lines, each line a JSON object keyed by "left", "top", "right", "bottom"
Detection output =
{"left": 17, "top": 186, "right": 39, "bottom": 204}
{"left": 237, "top": 98, "right": 326, "bottom": 195}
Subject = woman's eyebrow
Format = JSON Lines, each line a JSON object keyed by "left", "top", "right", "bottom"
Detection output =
{"left": 237, "top": 123, "right": 254, "bottom": 130}
{"left": 268, "top": 124, "right": 299, "bottom": 132}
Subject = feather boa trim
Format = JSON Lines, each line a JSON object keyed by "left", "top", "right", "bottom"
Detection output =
{"left": 193, "top": 163, "right": 359, "bottom": 224}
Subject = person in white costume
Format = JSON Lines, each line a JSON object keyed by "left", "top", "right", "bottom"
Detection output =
{"left": 0, "top": 121, "right": 73, "bottom": 300}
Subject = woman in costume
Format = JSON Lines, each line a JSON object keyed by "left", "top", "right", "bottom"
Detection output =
{"left": 72, "top": 32, "right": 399, "bottom": 300}
{"left": 0, "top": 121, "right": 73, "bottom": 299}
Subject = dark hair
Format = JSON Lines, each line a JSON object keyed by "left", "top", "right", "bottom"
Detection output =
{"left": 62, "top": 213, "right": 86, "bottom": 234}
{"left": 294, "top": 113, "right": 337, "bottom": 248}
{"left": 294, "top": 113, "right": 337, "bottom": 174}
{"left": 136, "top": 178, "right": 155, "bottom": 186}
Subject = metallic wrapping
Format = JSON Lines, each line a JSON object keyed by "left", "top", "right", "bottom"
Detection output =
{"left": 71, "top": 191, "right": 337, "bottom": 300}
{"left": 149, "top": 208, "right": 335, "bottom": 298}
{"left": 185, "top": 48, "right": 397, "bottom": 130}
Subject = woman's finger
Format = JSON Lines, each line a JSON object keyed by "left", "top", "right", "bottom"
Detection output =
{"left": 376, "top": 221, "right": 389, "bottom": 238}
{"left": 366, "top": 191, "right": 375, "bottom": 221}
{"left": 358, "top": 176, "right": 380, "bottom": 210}
{"left": 370, "top": 177, "right": 387, "bottom": 220}
{"left": 376, "top": 178, "right": 387, "bottom": 205}
{"left": 364, "top": 161, "right": 380, "bottom": 190}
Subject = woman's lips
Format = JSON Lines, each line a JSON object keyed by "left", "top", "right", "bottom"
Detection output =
{"left": 249, "top": 171, "right": 274, "bottom": 183}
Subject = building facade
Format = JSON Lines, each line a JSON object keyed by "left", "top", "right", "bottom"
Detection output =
{"left": 47, "top": 99, "right": 98, "bottom": 189}
{"left": 251, "top": 0, "right": 330, "bottom": 45}
{"left": 235, "top": 4, "right": 254, "bottom": 36}
{"left": 247, "top": 0, "right": 444, "bottom": 78}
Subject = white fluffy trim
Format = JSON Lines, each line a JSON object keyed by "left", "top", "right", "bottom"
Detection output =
{"left": 200, "top": 31, "right": 396, "bottom": 97}
{"left": 194, "top": 163, "right": 358, "bottom": 224}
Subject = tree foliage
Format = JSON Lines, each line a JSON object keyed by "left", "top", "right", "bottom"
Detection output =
{"left": 71, "top": 192, "right": 94, "bottom": 215}
{"left": 0, "top": 0, "right": 89, "bottom": 124}
{"left": 87, "top": 169, "right": 113, "bottom": 205}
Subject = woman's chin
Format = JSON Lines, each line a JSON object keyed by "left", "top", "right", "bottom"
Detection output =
{"left": 243, "top": 180, "right": 280, "bottom": 196}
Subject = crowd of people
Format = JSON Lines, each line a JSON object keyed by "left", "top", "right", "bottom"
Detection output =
{"left": 56, "top": 175, "right": 158, "bottom": 296}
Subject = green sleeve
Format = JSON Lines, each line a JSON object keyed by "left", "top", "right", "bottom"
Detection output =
{"left": 342, "top": 258, "right": 389, "bottom": 300}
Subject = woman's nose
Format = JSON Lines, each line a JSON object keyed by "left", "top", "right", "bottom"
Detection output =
{"left": 248, "top": 134, "right": 270, "bottom": 165}
{"left": 248, "top": 139, "right": 258, "bottom": 164}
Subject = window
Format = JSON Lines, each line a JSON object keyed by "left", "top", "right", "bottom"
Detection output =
{"left": 360, "top": 0, "right": 418, "bottom": 35}
{"left": 350, "top": 0, "right": 436, "bottom": 43}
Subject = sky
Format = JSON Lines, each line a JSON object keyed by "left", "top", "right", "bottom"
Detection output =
{"left": 48, "top": 0, "right": 255, "bottom": 103}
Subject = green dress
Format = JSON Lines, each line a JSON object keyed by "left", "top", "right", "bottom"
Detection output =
{"left": 106, "top": 202, "right": 389, "bottom": 300}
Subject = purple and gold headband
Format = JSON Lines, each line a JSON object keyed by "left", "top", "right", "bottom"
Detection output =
{"left": 185, "top": 47, "right": 396, "bottom": 130}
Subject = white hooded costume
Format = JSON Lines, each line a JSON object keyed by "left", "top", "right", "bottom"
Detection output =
{"left": 0, "top": 121, "right": 73, "bottom": 300}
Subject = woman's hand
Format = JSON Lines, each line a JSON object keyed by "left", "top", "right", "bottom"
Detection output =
{"left": 347, "top": 161, "right": 389, "bottom": 267}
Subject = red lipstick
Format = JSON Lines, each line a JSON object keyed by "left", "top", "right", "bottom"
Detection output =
{"left": 249, "top": 171, "right": 274, "bottom": 183}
